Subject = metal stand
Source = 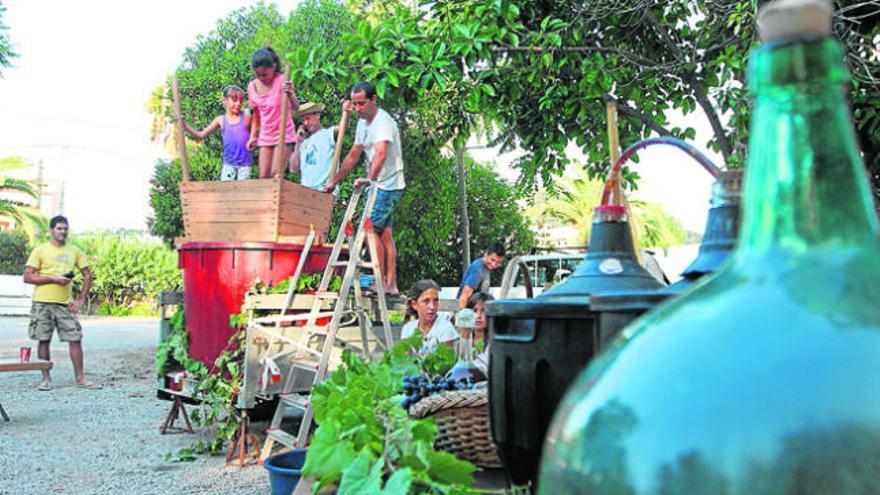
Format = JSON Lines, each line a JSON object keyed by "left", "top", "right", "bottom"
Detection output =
{"left": 226, "top": 411, "right": 261, "bottom": 467}
{"left": 159, "top": 396, "right": 193, "bottom": 434}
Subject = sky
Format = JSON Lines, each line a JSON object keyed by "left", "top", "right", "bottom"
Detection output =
{"left": 0, "top": 0, "right": 719, "bottom": 235}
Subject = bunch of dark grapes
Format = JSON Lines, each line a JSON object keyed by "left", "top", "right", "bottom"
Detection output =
{"left": 400, "top": 374, "right": 476, "bottom": 411}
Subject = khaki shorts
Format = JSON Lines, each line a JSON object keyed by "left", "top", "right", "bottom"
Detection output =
{"left": 29, "top": 302, "right": 82, "bottom": 342}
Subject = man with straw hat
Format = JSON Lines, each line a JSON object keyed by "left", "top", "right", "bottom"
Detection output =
{"left": 289, "top": 101, "right": 338, "bottom": 191}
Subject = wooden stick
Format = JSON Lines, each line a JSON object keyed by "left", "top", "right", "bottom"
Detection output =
{"left": 606, "top": 102, "right": 642, "bottom": 260}
{"left": 272, "top": 66, "right": 292, "bottom": 178}
{"left": 171, "top": 74, "right": 191, "bottom": 182}
{"left": 328, "top": 107, "right": 351, "bottom": 185}
{"left": 606, "top": 101, "right": 621, "bottom": 205}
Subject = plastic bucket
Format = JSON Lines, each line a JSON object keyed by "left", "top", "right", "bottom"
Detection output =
{"left": 264, "top": 449, "right": 307, "bottom": 495}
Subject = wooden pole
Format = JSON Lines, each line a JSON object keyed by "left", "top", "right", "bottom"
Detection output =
{"left": 272, "top": 66, "right": 292, "bottom": 178}
{"left": 606, "top": 101, "right": 642, "bottom": 261}
{"left": 171, "top": 74, "right": 190, "bottom": 182}
{"left": 606, "top": 101, "right": 621, "bottom": 204}
{"left": 328, "top": 107, "right": 351, "bottom": 185}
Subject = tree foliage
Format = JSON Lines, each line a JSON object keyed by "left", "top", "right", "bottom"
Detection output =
{"left": 149, "top": 0, "right": 534, "bottom": 288}
{"left": 0, "top": 229, "right": 28, "bottom": 275}
{"left": 0, "top": 156, "right": 47, "bottom": 241}
{"left": 70, "top": 234, "right": 181, "bottom": 315}
{"left": 527, "top": 164, "right": 686, "bottom": 250}
{"left": 294, "top": 0, "right": 879, "bottom": 198}
{"left": 0, "top": 4, "right": 16, "bottom": 77}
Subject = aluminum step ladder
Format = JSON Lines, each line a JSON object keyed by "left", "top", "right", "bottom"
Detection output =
{"left": 260, "top": 182, "right": 395, "bottom": 458}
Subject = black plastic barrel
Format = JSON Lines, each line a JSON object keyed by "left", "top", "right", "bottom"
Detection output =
{"left": 487, "top": 206, "right": 663, "bottom": 487}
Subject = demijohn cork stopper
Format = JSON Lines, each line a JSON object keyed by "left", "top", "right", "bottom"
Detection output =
{"left": 758, "top": 0, "right": 832, "bottom": 42}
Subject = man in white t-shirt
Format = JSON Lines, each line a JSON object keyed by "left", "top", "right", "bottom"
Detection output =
{"left": 290, "top": 102, "right": 337, "bottom": 191}
{"left": 325, "top": 81, "right": 406, "bottom": 296}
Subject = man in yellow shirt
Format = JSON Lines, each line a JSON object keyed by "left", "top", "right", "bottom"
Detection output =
{"left": 23, "top": 216, "right": 100, "bottom": 390}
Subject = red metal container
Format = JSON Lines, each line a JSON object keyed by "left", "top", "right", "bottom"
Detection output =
{"left": 177, "top": 241, "right": 333, "bottom": 366}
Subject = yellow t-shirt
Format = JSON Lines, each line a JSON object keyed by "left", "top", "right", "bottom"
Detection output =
{"left": 26, "top": 243, "right": 89, "bottom": 304}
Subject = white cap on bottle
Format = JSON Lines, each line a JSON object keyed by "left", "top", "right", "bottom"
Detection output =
{"left": 758, "top": 0, "right": 832, "bottom": 42}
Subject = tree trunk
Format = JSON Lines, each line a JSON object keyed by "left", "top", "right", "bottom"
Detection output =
{"left": 456, "top": 147, "right": 472, "bottom": 271}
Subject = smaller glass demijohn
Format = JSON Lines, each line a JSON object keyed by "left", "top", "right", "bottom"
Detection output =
{"left": 446, "top": 308, "right": 487, "bottom": 384}
{"left": 538, "top": 0, "right": 880, "bottom": 493}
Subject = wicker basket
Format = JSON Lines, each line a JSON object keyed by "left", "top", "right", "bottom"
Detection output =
{"left": 408, "top": 388, "right": 502, "bottom": 468}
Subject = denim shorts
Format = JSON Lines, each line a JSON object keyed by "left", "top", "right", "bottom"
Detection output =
{"left": 371, "top": 188, "right": 404, "bottom": 233}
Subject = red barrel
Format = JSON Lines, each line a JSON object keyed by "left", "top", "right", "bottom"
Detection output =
{"left": 177, "top": 242, "right": 333, "bottom": 366}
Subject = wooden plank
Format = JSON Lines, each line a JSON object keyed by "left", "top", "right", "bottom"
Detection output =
{"left": 186, "top": 223, "right": 277, "bottom": 242}
{"left": 182, "top": 190, "right": 279, "bottom": 204}
{"left": 279, "top": 180, "right": 333, "bottom": 205}
{"left": 181, "top": 203, "right": 277, "bottom": 214}
{"left": 0, "top": 360, "right": 53, "bottom": 372}
{"left": 279, "top": 192, "right": 334, "bottom": 212}
{"left": 278, "top": 207, "right": 331, "bottom": 226}
{"left": 185, "top": 212, "right": 280, "bottom": 223}
{"left": 180, "top": 179, "right": 278, "bottom": 192}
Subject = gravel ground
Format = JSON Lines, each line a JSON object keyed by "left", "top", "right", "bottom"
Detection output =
{"left": 0, "top": 316, "right": 277, "bottom": 495}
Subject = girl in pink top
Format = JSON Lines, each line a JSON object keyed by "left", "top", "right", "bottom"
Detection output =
{"left": 246, "top": 47, "right": 299, "bottom": 178}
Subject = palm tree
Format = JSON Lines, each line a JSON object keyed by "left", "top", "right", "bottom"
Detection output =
{"left": 0, "top": 157, "right": 46, "bottom": 240}
{"left": 527, "top": 163, "right": 686, "bottom": 251}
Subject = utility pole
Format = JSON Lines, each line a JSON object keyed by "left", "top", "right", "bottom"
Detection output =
{"left": 58, "top": 181, "right": 65, "bottom": 215}
{"left": 36, "top": 159, "right": 44, "bottom": 210}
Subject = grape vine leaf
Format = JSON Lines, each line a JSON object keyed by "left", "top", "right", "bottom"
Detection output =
{"left": 336, "top": 450, "right": 384, "bottom": 495}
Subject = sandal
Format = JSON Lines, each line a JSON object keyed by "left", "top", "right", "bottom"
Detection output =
{"left": 76, "top": 382, "right": 103, "bottom": 390}
{"left": 38, "top": 381, "right": 52, "bottom": 391}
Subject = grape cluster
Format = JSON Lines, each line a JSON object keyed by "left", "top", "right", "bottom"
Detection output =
{"left": 400, "top": 374, "right": 476, "bottom": 411}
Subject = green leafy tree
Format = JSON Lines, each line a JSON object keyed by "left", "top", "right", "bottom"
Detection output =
{"left": 149, "top": 1, "right": 534, "bottom": 288}
{"left": 0, "top": 3, "right": 17, "bottom": 77}
{"left": 293, "top": 0, "right": 878, "bottom": 198}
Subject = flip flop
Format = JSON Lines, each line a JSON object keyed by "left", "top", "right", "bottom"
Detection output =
{"left": 76, "top": 382, "right": 103, "bottom": 390}
{"left": 38, "top": 381, "right": 52, "bottom": 391}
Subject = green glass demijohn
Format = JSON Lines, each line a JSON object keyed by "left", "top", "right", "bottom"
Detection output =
{"left": 537, "top": 1, "right": 880, "bottom": 494}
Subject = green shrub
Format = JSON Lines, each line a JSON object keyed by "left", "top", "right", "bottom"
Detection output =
{"left": 0, "top": 229, "right": 29, "bottom": 275}
{"left": 71, "top": 234, "right": 181, "bottom": 314}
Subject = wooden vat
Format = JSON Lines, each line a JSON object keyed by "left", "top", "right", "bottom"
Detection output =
{"left": 180, "top": 177, "right": 333, "bottom": 243}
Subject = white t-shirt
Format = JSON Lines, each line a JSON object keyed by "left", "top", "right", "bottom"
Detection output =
{"left": 299, "top": 127, "right": 335, "bottom": 191}
{"left": 401, "top": 317, "right": 458, "bottom": 354}
{"left": 355, "top": 108, "right": 406, "bottom": 191}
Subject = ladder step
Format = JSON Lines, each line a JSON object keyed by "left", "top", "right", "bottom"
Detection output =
{"left": 266, "top": 429, "right": 298, "bottom": 449}
{"left": 279, "top": 393, "right": 310, "bottom": 411}
{"left": 330, "top": 260, "right": 375, "bottom": 270}
{"left": 314, "top": 291, "right": 340, "bottom": 299}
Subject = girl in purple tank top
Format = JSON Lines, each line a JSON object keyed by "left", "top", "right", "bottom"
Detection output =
{"left": 182, "top": 85, "right": 254, "bottom": 181}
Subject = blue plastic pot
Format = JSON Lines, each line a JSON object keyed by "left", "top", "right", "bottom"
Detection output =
{"left": 264, "top": 449, "right": 307, "bottom": 495}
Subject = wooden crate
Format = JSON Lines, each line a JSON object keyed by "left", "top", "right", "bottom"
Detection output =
{"left": 180, "top": 177, "right": 333, "bottom": 243}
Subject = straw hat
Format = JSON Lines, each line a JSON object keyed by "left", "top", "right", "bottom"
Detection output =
{"left": 297, "top": 102, "right": 324, "bottom": 118}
